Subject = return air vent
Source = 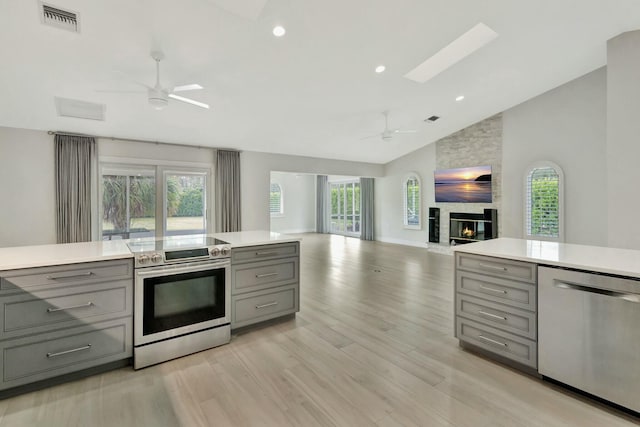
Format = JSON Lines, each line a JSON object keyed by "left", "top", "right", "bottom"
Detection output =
{"left": 39, "top": 2, "right": 80, "bottom": 33}
{"left": 55, "top": 97, "right": 105, "bottom": 121}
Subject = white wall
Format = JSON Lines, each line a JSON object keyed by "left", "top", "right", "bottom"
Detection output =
{"left": 375, "top": 142, "right": 436, "bottom": 247}
{"left": 241, "top": 151, "right": 383, "bottom": 231}
{"left": 269, "top": 172, "right": 316, "bottom": 233}
{"left": 0, "top": 127, "right": 56, "bottom": 247}
{"left": 606, "top": 31, "right": 640, "bottom": 249}
{"left": 502, "top": 67, "right": 607, "bottom": 246}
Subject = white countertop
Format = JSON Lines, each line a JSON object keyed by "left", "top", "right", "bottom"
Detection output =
{"left": 0, "top": 230, "right": 300, "bottom": 271}
{"left": 0, "top": 240, "right": 133, "bottom": 271}
{"left": 212, "top": 230, "right": 301, "bottom": 247}
{"left": 454, "top": 237, "right": 640, "bottom": 278}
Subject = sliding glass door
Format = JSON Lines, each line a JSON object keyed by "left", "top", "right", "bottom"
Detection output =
{"left": 100, "top": 165, "right": 209, "bottom": 240}
{"left": 330, "top": 180, "right": 360, "bottom": 237}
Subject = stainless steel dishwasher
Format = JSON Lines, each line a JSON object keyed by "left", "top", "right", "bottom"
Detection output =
{"left": 538, "top": 266, "right": 640, "bottom": 413}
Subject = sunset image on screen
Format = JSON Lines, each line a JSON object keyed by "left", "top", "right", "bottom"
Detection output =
{"left": 434, "top": 165, "right": 492, "bottom": 203}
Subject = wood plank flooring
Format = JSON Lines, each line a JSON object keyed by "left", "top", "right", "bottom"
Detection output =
{"left": 0, "top": 233, "right": 637, "bottom": 426}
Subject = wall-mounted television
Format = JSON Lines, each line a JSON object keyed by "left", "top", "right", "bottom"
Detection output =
{"left": 434, "top": 165, "right": 492, "bottom": 203}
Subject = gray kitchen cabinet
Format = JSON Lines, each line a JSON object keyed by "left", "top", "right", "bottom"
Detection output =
{"left": 454, "top": 252, "right": 538, "bottom": 371}
{"left": 0, "top": 259, "right": 133, "bottom": 392}
{"left": 231, "top": 242, "right": 300, "bottom": 329}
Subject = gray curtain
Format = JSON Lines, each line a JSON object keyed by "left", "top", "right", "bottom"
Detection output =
{"left": 55, "top": 134, "right": 96, "bottom": 243}
{"left": 360, "top": 177, "right": 375, "bottom": 240}
{"left": 316, "top": 175, "right": 328, "bottom": 233}
{"left": 216, "top": 150, "right": 241, "bottom": 232}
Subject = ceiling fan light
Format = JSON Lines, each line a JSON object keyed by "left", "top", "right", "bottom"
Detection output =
{"left": 149, "top": 97, "right": 168, "bottom": 110}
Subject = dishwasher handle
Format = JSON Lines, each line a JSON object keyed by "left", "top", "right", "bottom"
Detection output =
{"left": 554, "top": 281, "right": 640, "bottom": 303}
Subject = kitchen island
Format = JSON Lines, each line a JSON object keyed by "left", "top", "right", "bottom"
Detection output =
{"left": 0, "top": 231, "right": 300, "bottom": 396}
{"left": 454, "top": 237, "right": 640, "bottom": 414}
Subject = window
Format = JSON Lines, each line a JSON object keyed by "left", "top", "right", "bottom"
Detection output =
{"left": 525, "top": 162, "right": 563, "bottom": 241}
{"left": 101, "top": 166, "right": 156, "bottom": 240}
{"left": 270, "top": 183, "right": 283, "bottom": 216}
{"left": 164, "top": 171, "right": 207, "bottom": 236}
{"left": 403, "top": 173, "right": 421, "bottom": 229}
{"left": 100, "top": 164, "right": 209, "bottom": 239}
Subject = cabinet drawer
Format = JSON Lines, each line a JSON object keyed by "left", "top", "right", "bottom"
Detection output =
{"left": 456, "top": 271, "right": 536, "bottom": 311}
{"left": 232, "top": 257, "right": 299, "bottom": 295}
{"left": 456, "top": 253, "right": 536, "bottom": 284}
{"left": 456, "top": 294, "right": 536, "bottom": 340}
{"left": 231, "top": 243, "right": 299, "bottom": 264}
{"left": 0, "top": 318, "right": 132, "bottom": 389}
{"left": 456, "top": 318, "right": 537, "bottom": 369}
{"left": 0, "top": 259, "right": 133, "bottom": 293}
{"left": 0, "top": 280, "right": 132, "bottom": 338}
{"left": 232, "top": 285, "right": 299, "bottom": 329}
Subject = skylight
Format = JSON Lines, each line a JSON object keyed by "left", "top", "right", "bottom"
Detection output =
{"left": 404, "top": 23, "right": 498, "bottom": 84}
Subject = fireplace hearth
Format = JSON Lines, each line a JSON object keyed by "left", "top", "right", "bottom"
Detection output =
{"left": 449, "top": 209, "right": 497, "bottom": 244}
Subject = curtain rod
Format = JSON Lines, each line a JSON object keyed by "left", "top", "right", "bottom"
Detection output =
{"left": 47, "top": 131, "right": 240, "bottom": 152}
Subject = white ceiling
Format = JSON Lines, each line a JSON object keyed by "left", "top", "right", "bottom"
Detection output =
{"left": 1, "top": 0, "right": 639, "bottom": 164}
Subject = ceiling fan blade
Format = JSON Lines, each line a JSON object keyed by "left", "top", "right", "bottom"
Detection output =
{"left": 393, "top": 129, "right": 418, "bottom": 134}
{"left": 95, "top": 89, "right": 146, "bottom": 94}
{"left": 172, "top": 84, "right": 203, "bottom": 92}
{"left": 359, "top": 134, "right": 382, "bottom": 140}
{"left": 168, "top": 94, "right": 210, "bottom": 109}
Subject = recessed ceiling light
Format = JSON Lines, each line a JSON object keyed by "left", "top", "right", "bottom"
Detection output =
{"left": 375, "top": 65, "right": 386, "bottom": 73}
{"left": 456, "top": 95, "right": 465, "bottom": 102}
{"left": 273, "top": 25, "right": 286, "bottom": 37}
{"left": 404, "top": 23, "right": 498, "bottom": 83}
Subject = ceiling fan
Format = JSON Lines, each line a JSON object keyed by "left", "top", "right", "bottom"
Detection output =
{"left": 361, "top": 111, "right": 417, "bottom": 141}
{"left": 102, "top": 51, "right": 209, "bottom": 110}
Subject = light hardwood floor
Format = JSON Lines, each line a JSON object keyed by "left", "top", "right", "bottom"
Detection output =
{"left": 0, "top": 233, "right": 637, "bottom": 426}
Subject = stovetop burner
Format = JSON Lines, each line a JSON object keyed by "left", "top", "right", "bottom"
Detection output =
{"left": 127, "top": 235, "right": 229, "bottom": 253}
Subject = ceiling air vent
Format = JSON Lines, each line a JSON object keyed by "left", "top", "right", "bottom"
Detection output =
{"left": 39, "top": 2, "right": 80, "bottom": 33}
{"left": 425, "top": 115, "right": 440, "bottom": 123}
{"left": 55, "top": 97, "right": 105, "bottom": 121}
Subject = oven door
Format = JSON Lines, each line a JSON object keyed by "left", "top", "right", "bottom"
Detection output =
{"left": 134, "top": 259, "right": 230, "bottom": 346}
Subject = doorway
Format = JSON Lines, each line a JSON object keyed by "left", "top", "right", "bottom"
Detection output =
{"left": 330, "top": 180, "right": 360, "bottom": 237}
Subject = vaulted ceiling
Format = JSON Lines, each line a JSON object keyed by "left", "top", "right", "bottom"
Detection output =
{"left": 1, "top": 0, "right": 639, "bottom": 163}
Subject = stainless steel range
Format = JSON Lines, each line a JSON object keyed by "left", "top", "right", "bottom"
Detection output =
{"left": 127, "top": 235, "right": 232, "bottom": 369}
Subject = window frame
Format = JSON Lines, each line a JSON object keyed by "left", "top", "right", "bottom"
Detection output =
{"left": 402, "top": 173, "right": 422, "bottom": 230}
{"left": 270, "top": 182, "right": 284, "bottom": 217}
{"left": 99, "top": 161, "right": 212, "bottom": 240}
{"left": 523, "top": 161, "right": 564, "bottom": 242}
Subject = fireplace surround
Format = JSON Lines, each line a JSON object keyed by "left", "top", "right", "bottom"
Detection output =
{"left": 449, "top": 209, "right": 497, "bottom": 244}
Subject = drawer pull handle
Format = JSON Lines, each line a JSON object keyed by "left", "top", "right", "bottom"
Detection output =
{"left": 255, "top": 301, "right": 278, "bottom": 309}
{"left": 46, "top": 344, "right": 92, "bottom": 358}
{"left": 255, "top": 251, "right": 278, "bottom": 256}
{"left": 479, "top": 285, "right": 507, "bottom": 294}
{"left": 478, "top": 310, "right": 507, "bottom": 321}
{"left": 479, "top": 263, "right": 508, "bottom": 272}
{"left": 47, "top": 302, "right": 94, "bottom": 313}
{"left": 255, "top": 272, "right": 278, "bottom": 279}
{"left": 478, "top": 335, "right": 508, "bottom": 347}
{"left": 46, "top": 272, "right": 93, "bottom": 280}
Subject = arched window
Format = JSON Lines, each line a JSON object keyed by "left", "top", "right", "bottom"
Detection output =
{"left": 402, "top": 173, "right": 421, "bottom": 229}
{"left": 270, "top": 182, "right": 283, "bottom": 216}
{"left": 525, "top": 162, "right": 564, "bottom": 241}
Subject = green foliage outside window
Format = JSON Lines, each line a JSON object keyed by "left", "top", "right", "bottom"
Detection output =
{"left": 102, "top": 174, "right": 204, "bottom": 232}
{"left": 529, "top": 173, "right": 559, "bottom": 237}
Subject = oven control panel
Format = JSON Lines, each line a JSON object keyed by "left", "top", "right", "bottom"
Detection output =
{"left": 128, "top": 237, "right": 232, "bottom": 268}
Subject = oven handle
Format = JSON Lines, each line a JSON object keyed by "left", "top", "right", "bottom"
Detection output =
{"left": 135, "top": 260, "right": 230, "bottom": 277}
